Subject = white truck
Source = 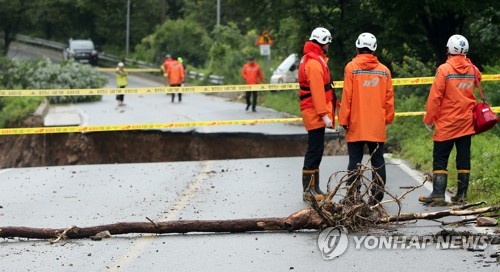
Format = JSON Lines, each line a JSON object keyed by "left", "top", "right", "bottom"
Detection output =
{"left": 270, "top": 53, "right": 299, "bottom": 84}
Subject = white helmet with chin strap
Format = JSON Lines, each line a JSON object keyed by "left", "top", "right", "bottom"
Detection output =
{"left": 309, "top": 27, "right": 332, "bottom": 45}
{"left": 355, "top": 32, "right": 377, "bottom": 51}
{"left": 446, "top": 34, "right": 468, "bottom": 55}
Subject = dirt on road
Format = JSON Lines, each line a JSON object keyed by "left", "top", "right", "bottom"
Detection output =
{"left": 0, "top": 116, "right": 347, "bottom": 168}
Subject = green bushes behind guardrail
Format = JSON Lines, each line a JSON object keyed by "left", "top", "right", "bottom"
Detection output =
{"left": 0, "top": 57, "right": 107, "bottom": 128}
{"left": 0, "top": 56, "right": 107, "bottom": 104}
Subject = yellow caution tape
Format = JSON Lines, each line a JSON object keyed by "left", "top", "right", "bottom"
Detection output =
{"left": 0, "top": 118, "right": 303, "bottom": 135}
{"left": 2, "top": 107, "right": 499, "bottom": 135}
{"left": 98, "top": 68, "right": 500, "bottom": 83}
{"left": 1, "top": 75, "right": 498, "bottom": 97}
{"left": 97, "top": 68, "right": 161, "bottom": 73}
{"left": 395, "top": 111, "right": 425, "bottom": 117}
{"left": 392, "top": 106, "right": 500, "bottom": 117}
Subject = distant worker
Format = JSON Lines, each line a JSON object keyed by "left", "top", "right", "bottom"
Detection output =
{"left": 338, "top": 32, "right": 394, "bottom": 205}
{"left": 419, "top": 34, "right": 478, "bottom": 204}
{"left": 298, "top": 27, "right": 334, "bottom": 202}
{"left": 115, "top": 62, "right": 128, "bottom": 107}
{"left": 161, "top": 54, "right": 174, "bottom": 86}
{"left": 166, "top": 57, "right": 185, "bottom": 102}
{"left": 241, "top": 56, "right": 265, "bottom": 112}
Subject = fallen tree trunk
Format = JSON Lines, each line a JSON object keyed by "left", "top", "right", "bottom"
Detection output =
{"left": 1, "top": 205, "right": 498, "bottom": 240}
{"left": 0, "top": 208, "right": 323, "bottom": 240}
{"left": 378, "top": 205, "right": 499, "bottom": 223}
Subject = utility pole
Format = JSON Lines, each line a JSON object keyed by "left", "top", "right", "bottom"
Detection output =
{"left": 216, "top": 0, "right": 220, "bottom": 26}
{"left": 160, "top": 0, "right": 166, "bottom": 23}
{"left": 126, "top": 0, "right": 131, "bottom": 59}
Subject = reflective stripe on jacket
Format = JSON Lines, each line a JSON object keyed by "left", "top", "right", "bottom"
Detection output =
{"left": 339, "top": 54, "right": 394, "bottom": 142}
{"left": 424, "top": 55, "right": 478, "bottom": 141}
{"left": 298, "top": 41, "right": 333, "bottom": 131}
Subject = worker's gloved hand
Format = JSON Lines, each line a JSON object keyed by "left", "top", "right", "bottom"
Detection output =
{"left": 425, "top": 123, "right": 434, "bottom": 131}
{"left": 322, "top": 115, "right": 333, "bottom": 128}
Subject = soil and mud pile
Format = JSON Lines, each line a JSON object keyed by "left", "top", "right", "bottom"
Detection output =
{"left": 0, "top": 116, "right": 347, "bottom": 168}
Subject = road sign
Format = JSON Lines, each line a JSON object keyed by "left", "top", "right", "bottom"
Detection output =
{"left": 256, "top": 29, "right": 273, "bottom": 45}
{"left": 259, "top": 44, "right": 271, "bottom": 56}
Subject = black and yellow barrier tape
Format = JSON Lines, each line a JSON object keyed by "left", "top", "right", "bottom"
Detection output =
{"left": 1, "top": 108, "right": 498, "bottom": 135}
{"left": 1, "top": 75, "right": 498, "bottom": 97}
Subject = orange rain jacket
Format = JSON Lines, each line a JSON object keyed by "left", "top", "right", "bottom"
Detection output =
{"left": 423, "top": 55, "right": 479, "bottom": 141}
{"left": 339, "top": 54, "right": 394, "bottom": 142}
{"left": 241, "top": 62, "right": 264, "bottom": 84}
{"left": 161, "top": 57, "right": 174, "bottom": 77}
{"left": 167, "top": 60, "right": 185, "bottom": 85}
{"left": 298, "top": 41, "right": 334, "bottom": 131}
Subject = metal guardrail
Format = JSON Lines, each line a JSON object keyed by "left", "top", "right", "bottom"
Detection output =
{"left": 15, "top": 34, "right": 225, "bottom": 84}
{"left": 16, "top": 34, "right": 65, "bottom": 50}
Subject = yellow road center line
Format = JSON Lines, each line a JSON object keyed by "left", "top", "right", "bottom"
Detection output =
{"left": 105, "top": 160, "right": 213, "bottom": 272}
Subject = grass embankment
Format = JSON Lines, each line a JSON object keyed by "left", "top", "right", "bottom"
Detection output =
{"left": 0, "top": 97, "right": 43, "bottom": 128}
{"left": 261, "top": 91, "right": 500, "bottom": 206}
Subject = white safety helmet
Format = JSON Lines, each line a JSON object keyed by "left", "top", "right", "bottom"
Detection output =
{"left": 355, "top": 32, "right": 377, "bottom": 51}
{"left": 309, "top": 27, "right": 332, "bottom": 45}
{"left": 118, "top": 62, "right": 124, "bottom": 67}
{"left": 446, "top": 34, "right": 468, "bottom": 55}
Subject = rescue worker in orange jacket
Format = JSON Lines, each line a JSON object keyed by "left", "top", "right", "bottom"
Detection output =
{"left": 241, "top": 56, "right": 265, "bottom": 112}
{"left": 298, "top": 27, "right": 335, "bottom": 202}
{"left": 338, "top": 33, "right": 394, "bottom": 204}
{"left": 166, "top": 57, "right": 185, "bottom": 102}
{"left": 419, "top": 34, "right": 478, "bottom": 203}
{"left": 161, "top": 54, "right": 174, "bottom": 86}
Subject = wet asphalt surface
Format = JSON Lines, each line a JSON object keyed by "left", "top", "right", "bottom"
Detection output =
{"left": 1, "top": 156, "right": 498, "bottom": 272}
{"left": 1, "top": 43, "right": 498, "bottom": 272}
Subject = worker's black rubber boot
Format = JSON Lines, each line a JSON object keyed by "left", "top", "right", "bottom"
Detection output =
{"left": 419, "top": 171, "right": 448, "bottom": 203}
{"left": 451, "top": 171, "right": 470, "bottom": 203}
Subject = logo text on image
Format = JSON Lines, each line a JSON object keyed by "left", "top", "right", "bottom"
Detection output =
{"left": 317, "top": 226, "right": 349, "bottom": 260}
{"left": 317, "top": 227, "right": 490, "bottom": 260}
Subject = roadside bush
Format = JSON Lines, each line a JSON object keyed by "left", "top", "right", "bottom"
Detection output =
{"left": 0, "top": 57, "right": 107, "bottom": 127}
{"left": 481, "top": 64, "right": 500, "bottom": 107}
{"left": 2, "top": 57, "right": 106, "bottom": 104}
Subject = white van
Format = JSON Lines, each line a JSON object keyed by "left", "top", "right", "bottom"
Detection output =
{"left": 270, "top": 53, "right": 299, "bottom": 84}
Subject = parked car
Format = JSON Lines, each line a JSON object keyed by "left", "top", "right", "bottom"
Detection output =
{"left": 270, "top": 53, "right": 299, "bottom": 84}
{"left": 63, "top": 39, "right": 98, "bottom": 65}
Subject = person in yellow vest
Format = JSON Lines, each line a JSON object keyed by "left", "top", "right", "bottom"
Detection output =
{"left": 115, "top": 62, "right": 128, "bottom": 106}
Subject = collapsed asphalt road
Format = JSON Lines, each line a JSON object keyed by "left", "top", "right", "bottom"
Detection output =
{"left": 0, "top": 123, "right": 345, "bottom": 168}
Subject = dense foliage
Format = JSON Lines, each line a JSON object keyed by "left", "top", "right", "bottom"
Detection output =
{"left": 2, "top": 0, "right": 499, "bottom": 79}
{"left": 0, "top": 57, "right": 106, "bottom": 127}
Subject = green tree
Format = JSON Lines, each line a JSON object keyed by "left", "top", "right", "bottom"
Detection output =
{"left": 208, "top": 23, "right": 247, "bottom": 84}
{"left": 141, "top": 19, "right": 211, "bottom": 66}
{"left": 366, "top": 0, "right": 500, "bottom": 67}
{"left": 0, "top": 0, "right": 34, "bottom": 55}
